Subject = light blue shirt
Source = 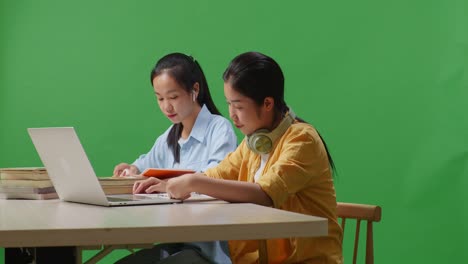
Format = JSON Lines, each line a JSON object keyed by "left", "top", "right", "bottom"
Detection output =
{"left": 133, "top": 105, "right": 237, "bottom": 173}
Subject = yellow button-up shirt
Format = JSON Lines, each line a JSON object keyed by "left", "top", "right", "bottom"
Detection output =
{"left": 205, "top": 122, "right": 343, "bottom": 264}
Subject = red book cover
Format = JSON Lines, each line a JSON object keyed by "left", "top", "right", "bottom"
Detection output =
{"left": 141, "top": 168, "right": 195, "bottom": 179}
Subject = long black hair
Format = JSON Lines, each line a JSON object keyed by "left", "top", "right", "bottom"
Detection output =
{"left": 222, "top": 51, "right": 336, "bottom": 174}
{"left": 150, "top": 53, "right": 221, "bottom": 163}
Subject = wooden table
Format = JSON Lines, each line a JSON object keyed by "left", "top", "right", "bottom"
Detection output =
{"left": 0, "top": 200, "right": 328, "bottom": 263}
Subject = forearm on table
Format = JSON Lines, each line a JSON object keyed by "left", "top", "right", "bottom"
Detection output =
{"left": 191, "top": 173, "right": 273, "bottom": 207}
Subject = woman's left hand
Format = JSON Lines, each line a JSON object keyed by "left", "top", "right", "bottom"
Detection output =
{"left": 133, "top": 177, "right": 167, "bottom": 194}
{"left": 166, "top": 174, "right": 196, "bottom": 200}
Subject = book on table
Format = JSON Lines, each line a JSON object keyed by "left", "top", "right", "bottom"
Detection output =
{"left": 0, "top": 167, "right": 55, "bottom": 199}
{"left": 98, "top": 176, "right": 145, "bottom": 195}
{"left": 0, "top": 180, "right": 57, "bottom": 200}
{"left": 0, "top": 186, "right": 57, "bottom": 200}
{"left": 0, "top": 192, "right": 58, "bottom": 200}
{"left": 0, "top": 183, "right": 57, "bottom": 200}
{"left": 0, "top": 167, "right": 49, "bottom": 180}
{"left": 0, "top": 179, "right": 54, "bottom": 188}
{"left": 101, "top": 185, "right": 133, "bottom": 195}
{"left": 98, "top": 176, "right": 145, "bottom": 185}
{"left": 0, "top": 186, "right": 55, "bottom": 194}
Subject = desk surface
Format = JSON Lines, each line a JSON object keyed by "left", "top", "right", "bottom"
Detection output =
{"left": 0, "top": 200, "right": 327, "bottom": 248}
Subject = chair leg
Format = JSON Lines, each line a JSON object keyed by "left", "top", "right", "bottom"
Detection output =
{"left": 353, "top": 219, "right": 361, "bottom": 264}
{"left": 366, "top": 222, "right": 374, "bottom": 264}
{"left": 341, "top": 218, "right": 346, "bottom": 233}
{"left": 258, "top": 240, "right": 268, "bottom": 264}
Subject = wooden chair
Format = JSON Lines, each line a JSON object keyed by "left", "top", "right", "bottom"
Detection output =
{"left": 337, "top": 202, "right": 382, "bottom": 264}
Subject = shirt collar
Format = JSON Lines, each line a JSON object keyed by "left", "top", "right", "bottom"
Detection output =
{"left": 187, "top": 104, "right": 212, "bottom": 143}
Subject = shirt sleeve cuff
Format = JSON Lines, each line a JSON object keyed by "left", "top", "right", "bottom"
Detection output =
{"left": 256, "top": 176, "right": 289, "bottom": 209}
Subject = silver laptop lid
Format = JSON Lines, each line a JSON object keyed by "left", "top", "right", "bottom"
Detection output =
{"left": 28, "top": 127, "right": 110, "bottom": 206}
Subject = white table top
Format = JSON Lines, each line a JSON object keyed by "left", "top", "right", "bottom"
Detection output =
{"left": 0, "top": 199, "right": 328, "bottom": 247}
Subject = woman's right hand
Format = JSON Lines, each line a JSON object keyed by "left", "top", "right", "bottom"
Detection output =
{"left": 113, "top": 163, "right": 139, "bottom": 177}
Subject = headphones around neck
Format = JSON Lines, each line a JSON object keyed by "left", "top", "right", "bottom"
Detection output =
{"left": 246, "top": 109, "right": 296, "bottom": 155}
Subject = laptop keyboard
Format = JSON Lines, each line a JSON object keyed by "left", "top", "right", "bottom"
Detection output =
{"left": 107, "top": 193, "right": 171, "bottom": 202}
{"left": 107, "top": 197, "right": 132, "bottom": 202}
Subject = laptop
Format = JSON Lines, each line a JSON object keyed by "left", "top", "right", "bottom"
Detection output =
{"left": 27, "top": 127, "right": 182, "bottom": 206}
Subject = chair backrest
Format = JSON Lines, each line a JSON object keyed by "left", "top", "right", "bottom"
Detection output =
{"left": 337, "top": 202, "right": 382, "bottom": 264}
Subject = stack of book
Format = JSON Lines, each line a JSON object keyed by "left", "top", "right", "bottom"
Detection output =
{"left": 98, "top": 176, "right": 143, "bottom": 194}
{"left": 0, "top": 167, "right": 144, "bottom": 198}
{"left": 0, "top": 167, "right": 58, "bottom": 200}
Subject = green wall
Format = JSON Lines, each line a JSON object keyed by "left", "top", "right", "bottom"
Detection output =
{"left": 1, "top": 0, "right": 467, "bottom": 263}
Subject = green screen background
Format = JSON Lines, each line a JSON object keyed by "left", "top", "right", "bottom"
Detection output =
{"left": 1, "top": 1, "right": 467, "bottom": 263}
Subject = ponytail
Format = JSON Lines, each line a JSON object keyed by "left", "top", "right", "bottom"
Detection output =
{"left": 192, "top": 59, "right": 221, "bottom": 116}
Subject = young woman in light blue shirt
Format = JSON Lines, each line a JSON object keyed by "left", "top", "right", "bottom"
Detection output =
{"left": 114, "top": 53, "right": 237, "bottom": 176}
{"left": 113, "top": 53, "right": 237, "bottom": 264}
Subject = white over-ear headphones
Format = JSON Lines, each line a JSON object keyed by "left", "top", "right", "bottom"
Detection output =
{"left": 246, "top": 109, "right": 296, "bottom": 155}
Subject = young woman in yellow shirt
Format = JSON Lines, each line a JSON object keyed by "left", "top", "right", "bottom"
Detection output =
{"left": 134, "top": 51, "right": 343, "bottom": 264}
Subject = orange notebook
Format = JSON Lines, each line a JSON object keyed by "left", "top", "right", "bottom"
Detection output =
{"left": 141, "top": 168, "right": 195, "bottom": 179}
